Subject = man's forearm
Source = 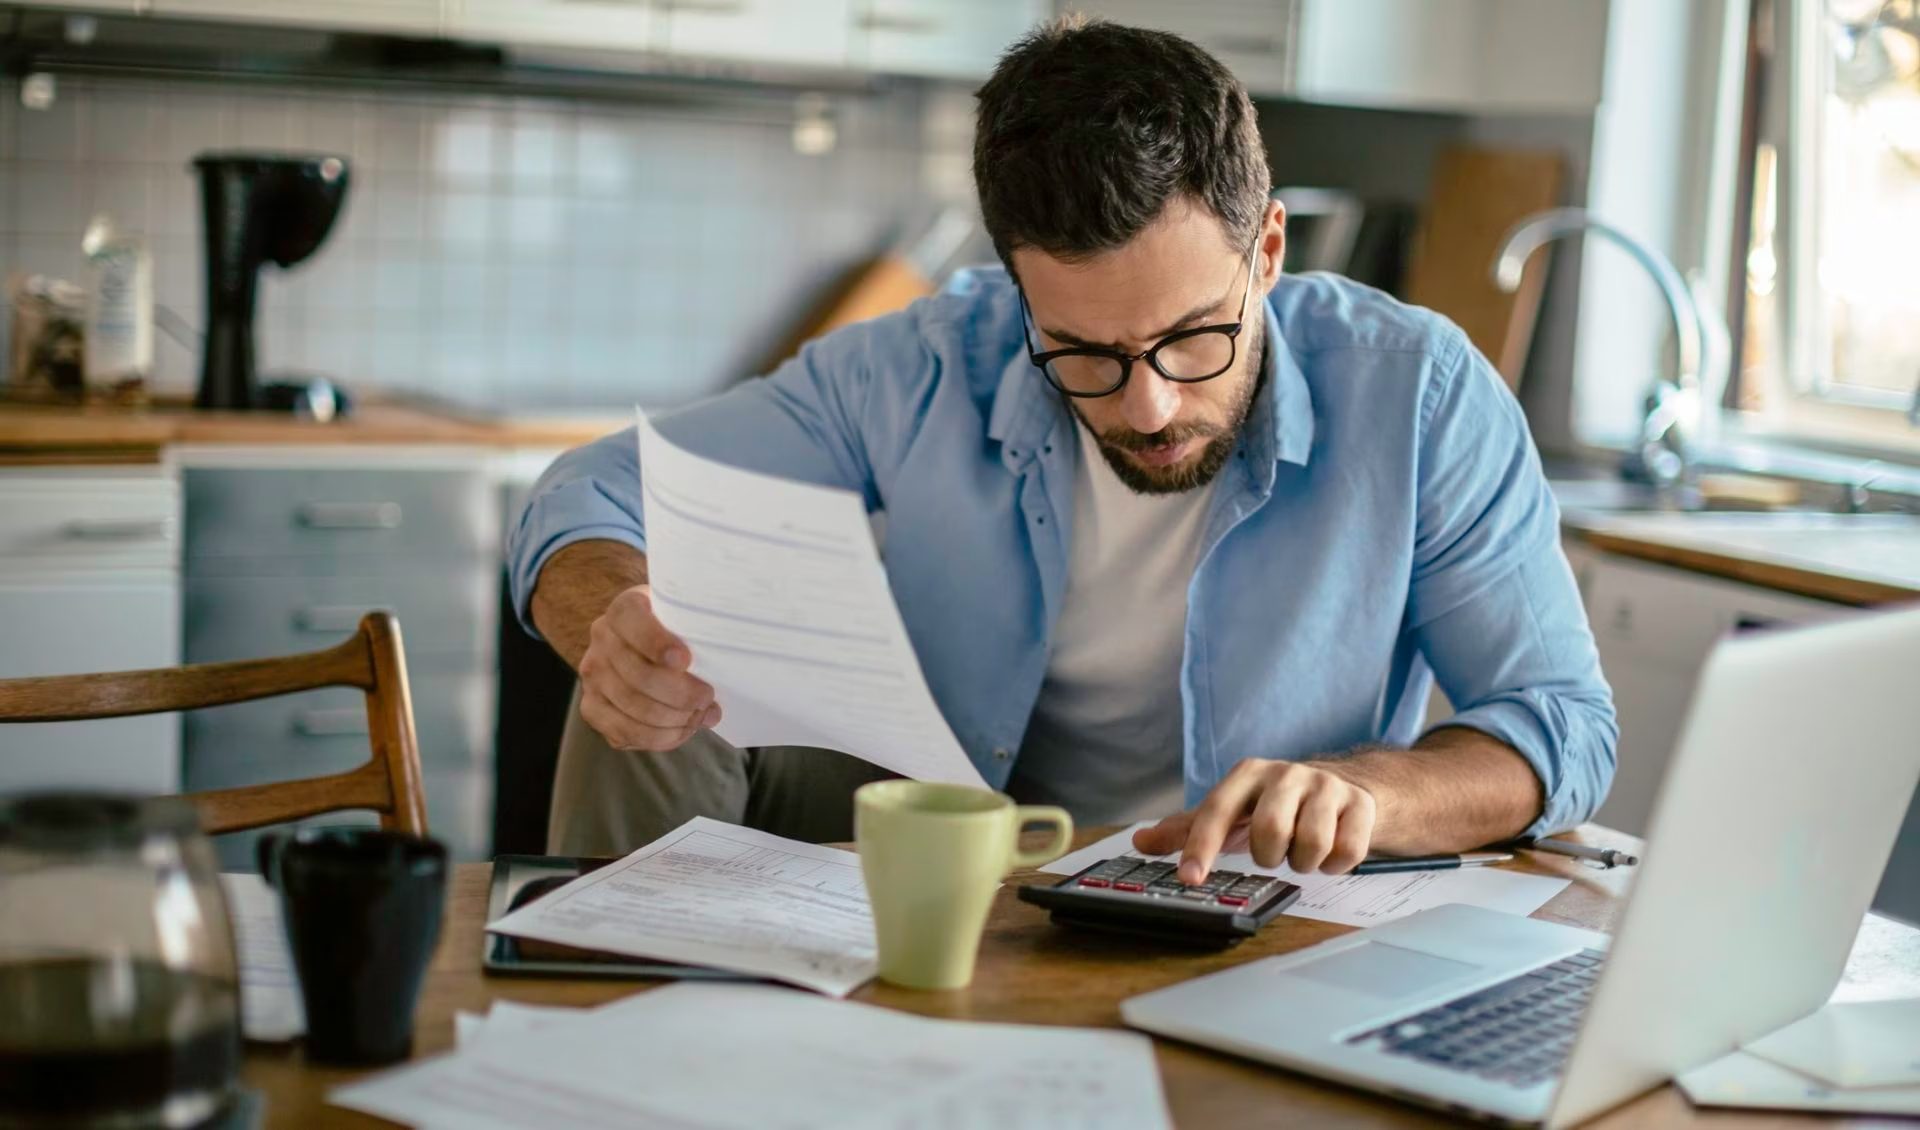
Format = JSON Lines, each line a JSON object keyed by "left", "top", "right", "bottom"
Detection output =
{"left": 528, "top": 540, "right": 650, "bottom": 671}
{"left": 1316, "top": 728, "right": 1545, "bottom": 855}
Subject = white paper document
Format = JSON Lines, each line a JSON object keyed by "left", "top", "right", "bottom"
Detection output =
{"left": 636, "top": 410, "right": 985, "bottom": 788}
{"left": 1742, "top": 998, "right": 1920, "bottom": 1089}
{"left": 454, "top": 1002, "right": 584, "bottom": 1051}
{"left": 333, "top": 983, "right": 1173, "bottom": 1130}
{"left": 1041, "top": 823, "right": 1569, "bottom": 927}
{"left": 1678, "top": 1049, "right": 1920, "bottom": 1116}
{"left": 485, "top": 816, "right": 877, "bottom": 996}
{"left": 219, "top": 873, "right": 304, "bottom": 1042}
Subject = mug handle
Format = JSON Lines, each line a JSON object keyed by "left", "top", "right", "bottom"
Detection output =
{"left": 255, "top": 831, "right": 288, "bottom": 890}
{"left": 1008, "top": 806, "right": 1074, "bottom": 870}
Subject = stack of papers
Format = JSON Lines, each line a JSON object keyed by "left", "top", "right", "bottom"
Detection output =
{"left": 334, "top": 983, "right": 1174, "bottom": 1129}
{"left": 220, "top": 873, "right": 304, "bottom": 1042}
{"left": 1679, "top": 998, "right": 1920, "bottom": 1115}
{"left": 1043, "top": 824, "right": 1570, "bottom": 928}
{"left": 487, "top": 816, "right": 879, "bottom": 996}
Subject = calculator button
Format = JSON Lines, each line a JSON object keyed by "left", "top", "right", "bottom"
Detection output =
{"left": 1077, "top": 877, "right": 1111, "bottom": 888}
{"left": 1177, "top": 889, "right": 1216, "bottom": 901}
{"left": 1216, "top": 895, "right": 1249, "bottom": 907}
{"left": 1133, "top": 863, "right": 1176, "bottom": 883}
{"left": 1113, "top": 880, "right": 1147, "bottom": 892}
{"left": 1208, "top": 871, "right": 1244, "bottom": 885}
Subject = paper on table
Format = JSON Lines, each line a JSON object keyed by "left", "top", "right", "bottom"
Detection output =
{"left": 455, "top": 1002, "right": 584, "bottom": 1050}
{"left": 332, "top": 983, "right": 1173, "bottom": 1130}
{"left": 636, "top": 410, "right": 985, "bottom": 788}
{"left": 1678, "top": 1049, "right": 1920, "bottom": 1116}
{"left": 1041, "top": 823, "right": 1569, "bottom": 927}
{"left": 485, "top": 816, "right": 876, "bottom": 996}
{"left": 1742, "top": 998, "right": 1920, "bottom": 1089}
{"left": 219, "top": 873, "right": 304, "bottom": 1042}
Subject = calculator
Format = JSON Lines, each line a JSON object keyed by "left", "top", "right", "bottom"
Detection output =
{"left": 1017, "top": 857, "right": 1302, "bottom": 946}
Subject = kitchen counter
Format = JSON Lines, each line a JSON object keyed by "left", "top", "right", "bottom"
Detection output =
{"left": 1561, "top": 510, "right": 1920, "bottom": 606}
{"left": 0, "top": 397, "right": 627, "bottom": 464}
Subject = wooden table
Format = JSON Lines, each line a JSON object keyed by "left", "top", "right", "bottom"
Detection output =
{"left": 245, "top": 825, "right": 1920, "bottom": 1128}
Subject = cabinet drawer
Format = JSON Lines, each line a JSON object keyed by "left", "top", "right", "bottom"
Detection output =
{"left": 184, "top": 572, "right": 495, "bottom": 662}
{"left": 183, "top": 671, "right": 491, "bottom": 782}
{"left": 184, "top": 468, "right": 497, "bottom": 563}
{"left": 0, "top": 473, "right": 179, "bottom": 574}
{"left": 1584, "top": 555, "right": 1737, "bottom": 664}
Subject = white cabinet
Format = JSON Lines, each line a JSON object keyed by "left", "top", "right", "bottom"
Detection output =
{"left": 1067, "top": 0, "right": 1299, "bottom": 97}
{"left": 655, "top": 0, "right": 851, "bottom": 68}
{"left": 150, "top": 0, "right": 443, "bottom": 35}
{"left": 1294, "top": 0, "right": 1607, "bottom": 113}
{"left": 1569, "top": 544, "right": 1857, "bottom": 836}
{"left": 20, "top": 0, "right": 144, "bottom": 12}
{"left": 447, "top": 0, "right": 657, "bottom": 52}
{"left": 850, "top": 0, "right": 1043, "bottom": 80}
{"left": 450, "top": 0, "right": 853, "bottom": 70}
{"left": 0, "top": 469, "right": 182, "bottom": 796}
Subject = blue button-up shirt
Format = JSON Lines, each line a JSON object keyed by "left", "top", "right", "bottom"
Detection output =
{"left": 509, "top": 267, "right": 1617, "bottom": 837}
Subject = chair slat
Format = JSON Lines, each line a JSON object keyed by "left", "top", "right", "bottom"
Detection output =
{"left": 0, "top": 635, "right": 373, "bottom": 722}
{"left": 0, "top": 613, "right": 428, "bottom": 841}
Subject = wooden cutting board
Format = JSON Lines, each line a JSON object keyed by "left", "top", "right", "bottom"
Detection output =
{"left": 1405, "top": 146, "right": 1565, "bottom": 390}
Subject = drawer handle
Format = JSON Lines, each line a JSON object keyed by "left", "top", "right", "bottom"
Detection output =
{"left": 61, "top": 519, "right": 170, "bottom": 541}
{"left": 294, "top": 605, "right": 392, "bottom": 633}
{"left": 292, "top": 709, "right": 370, "bottom": 737}
{"left": 856, "top": 11, "right": 941, "bottom": 34}
{"left": 656, "top": 0, "right": 746, "bottom": 13}
{"left": 296, "top": 502, "right": 402, "bottom": 530}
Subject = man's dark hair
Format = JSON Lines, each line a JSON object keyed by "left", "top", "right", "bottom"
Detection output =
{"left": 973, "top": 15, "right": 1271, "bottom": 269}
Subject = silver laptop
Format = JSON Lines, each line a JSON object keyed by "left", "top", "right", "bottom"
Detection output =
{"left": 1122, "top": 605, "right": 1920, "bottom": 1128}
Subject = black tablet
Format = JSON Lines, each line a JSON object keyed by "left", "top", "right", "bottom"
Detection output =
{"left": 481, "top": 853, "right": 762, "bottom": 981}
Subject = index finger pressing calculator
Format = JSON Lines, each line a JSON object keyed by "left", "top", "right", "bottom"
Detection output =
{"left": 1017, "top": 857, "right": 1302, "bottom": 946}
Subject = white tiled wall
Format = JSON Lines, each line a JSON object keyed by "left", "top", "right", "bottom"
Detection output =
{"left": 0, "top": 76, "right": 963, "bottom": 409}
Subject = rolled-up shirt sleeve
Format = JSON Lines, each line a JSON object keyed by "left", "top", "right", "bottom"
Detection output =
{"left": 507, "top": 427, "right": 650, "bottom": 637}
{"left": 506, "top": 313, "right": 918, "bottom": 638}
{"left": 1407, "top": 336, "right": 1619, "bottom": 836}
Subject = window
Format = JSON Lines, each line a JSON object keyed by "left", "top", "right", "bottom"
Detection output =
{"left": 1736, "top": 0, "right": 1920, "bottom": 436}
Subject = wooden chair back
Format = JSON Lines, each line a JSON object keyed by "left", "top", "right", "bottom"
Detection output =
{"left": 0, "top": 612, "right": 428, "bottom": 837}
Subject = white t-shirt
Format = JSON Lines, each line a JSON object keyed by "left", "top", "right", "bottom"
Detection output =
{"left": 1007, "top": 425, "right": 1220, "bottom": 825}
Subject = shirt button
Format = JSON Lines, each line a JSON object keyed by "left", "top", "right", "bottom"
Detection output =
{"left": 992, "top": 748, "right": 1011, "bottom": 761}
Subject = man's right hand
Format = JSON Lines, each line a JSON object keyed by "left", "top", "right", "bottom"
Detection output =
{"left": 576, "top": 584, "right": 723, "bottom": 751}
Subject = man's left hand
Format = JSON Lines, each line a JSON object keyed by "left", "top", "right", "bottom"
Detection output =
{"left": 1132, "top": 759, "right": 1379, "bottom": 884}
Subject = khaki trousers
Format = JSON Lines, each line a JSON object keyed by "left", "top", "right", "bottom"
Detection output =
{"left": 545, "top": 687, "right": 898, "bottom": 856}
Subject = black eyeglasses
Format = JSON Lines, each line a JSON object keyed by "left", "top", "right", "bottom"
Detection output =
{"left": 1018, "top": 237, "right": 1261, "bottom": 399}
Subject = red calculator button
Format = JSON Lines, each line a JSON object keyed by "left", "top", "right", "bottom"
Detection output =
{"left": 1216, "top": 895, "right": 1248, "bottom": 907}
{"left": 1079, "top": 878, "right": 1111, "bottom": 888}
{"left": 1114, "top": 881, "right": 1146, "bottom": 892}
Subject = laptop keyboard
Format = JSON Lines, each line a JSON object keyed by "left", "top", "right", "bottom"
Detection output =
{"left": 1347, "top": 948, "right": 1606, "bottom": 1088}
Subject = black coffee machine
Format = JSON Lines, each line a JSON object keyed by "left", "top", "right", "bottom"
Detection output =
{"left": 194, "top": 153, "right": 350, "bottom": 411}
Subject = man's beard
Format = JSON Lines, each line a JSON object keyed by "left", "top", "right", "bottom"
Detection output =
{"left": 1071, "top": 325, "right": 1264, "bottom": 497}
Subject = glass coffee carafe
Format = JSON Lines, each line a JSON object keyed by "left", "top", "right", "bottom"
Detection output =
{"left": 0, "top": 794, "right": 241, "bottom": 1129}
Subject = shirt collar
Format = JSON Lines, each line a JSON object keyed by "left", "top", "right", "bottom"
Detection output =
{"left": 988, "top": 293, "right": 1316, "bottom": 476}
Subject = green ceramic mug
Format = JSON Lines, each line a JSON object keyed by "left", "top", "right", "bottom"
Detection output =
{"left": 854, "top": 780, "right": 1073, "bottom": 990}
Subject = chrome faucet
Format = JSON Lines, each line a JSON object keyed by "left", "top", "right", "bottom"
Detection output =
{"left": 1492, "top": 207, "right": 1719, "bottom": 489}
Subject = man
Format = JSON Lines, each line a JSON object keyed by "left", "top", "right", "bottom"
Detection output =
{"left": 510, "top": 17, "right": 1617, "bottom": 884}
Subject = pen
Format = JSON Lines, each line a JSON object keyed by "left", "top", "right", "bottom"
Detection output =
{"left": 1350, "top": 851, "right": 1513, "bottom": 875}
{"left": 1521, "top": 837, "right": 1639, "bottom": 868}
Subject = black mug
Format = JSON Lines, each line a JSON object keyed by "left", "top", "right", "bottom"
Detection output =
{"left": 256, "top": 827, "right": 447, "bottom": 1066}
